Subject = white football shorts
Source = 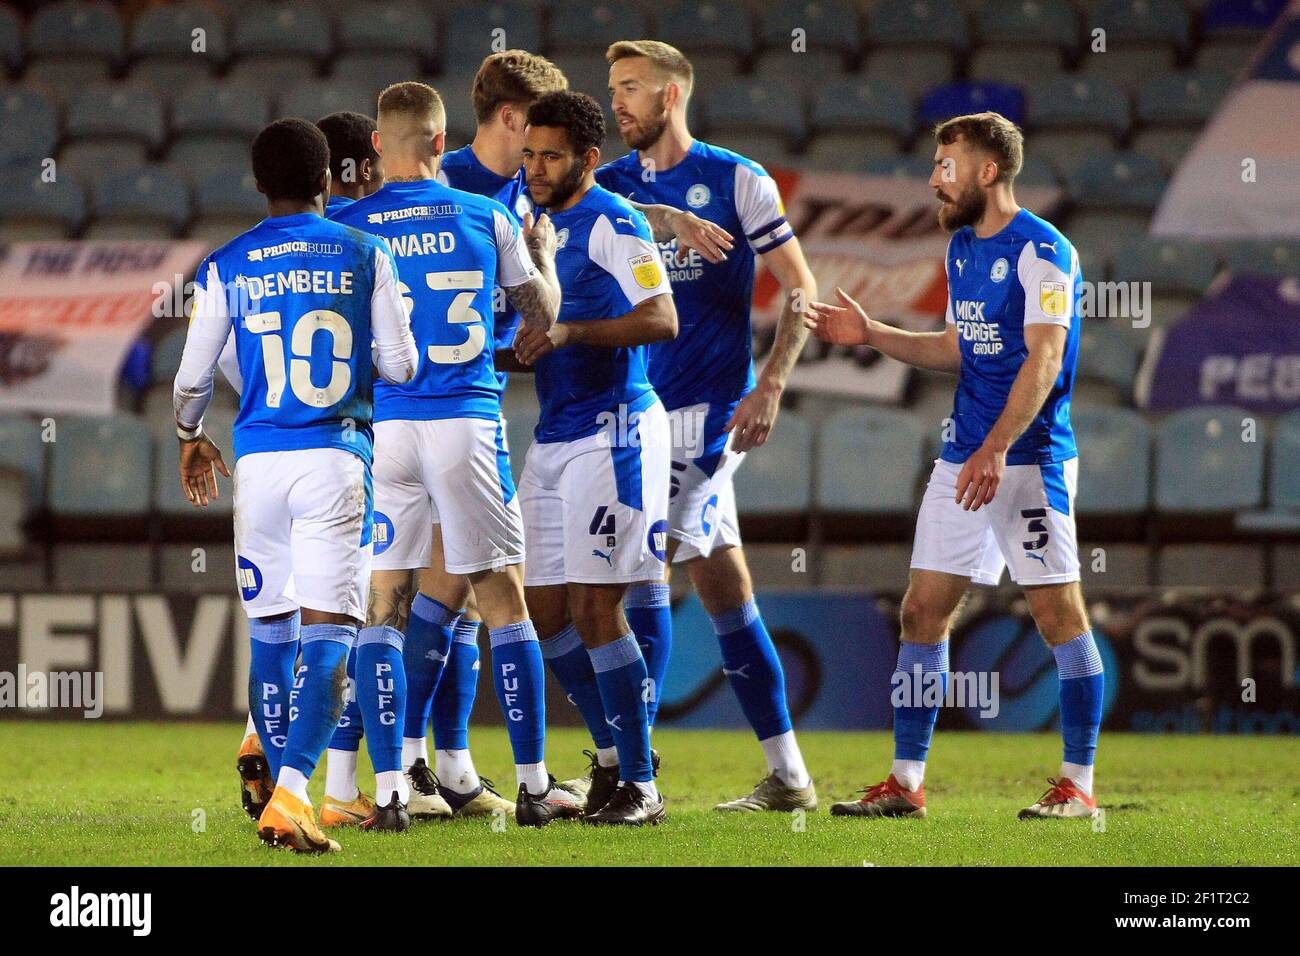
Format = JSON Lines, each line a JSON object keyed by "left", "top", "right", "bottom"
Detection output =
{"left": 910, "top": 457, "right": 1081, "bottom": 586}
{"left": 233, "top": 447, "right": 373, "bottom": 621}
{"left": 664, "top": 401, "right": 746, "bottom": 560}
{"left": 370, "top": 417, "right": 524, "bottom": 575}
{"left": 520, "top": 401, "right": 671, "bottom": 586}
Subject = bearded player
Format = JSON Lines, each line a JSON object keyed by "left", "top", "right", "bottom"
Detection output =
{"left": 808, "top": 112, "right": 1102, "bottom": 820}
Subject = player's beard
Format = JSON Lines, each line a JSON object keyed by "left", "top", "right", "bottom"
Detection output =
{"left": 619, "top": 95, "right": 669, "bottom": 151}
{"left": 937, "top": 182, "right": 986, "bottom": 232}
{"left": 536, "top": 156, "right": 587, "bottom": 209}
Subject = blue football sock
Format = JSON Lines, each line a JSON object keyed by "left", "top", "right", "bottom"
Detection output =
{"left": 1054, "top": 631, "right": 1104, "bottom": 766}
{"left": 589, "top": 634, "right": 654, "bottom": 782}
{"left": 358, "top": 625, "right": 406, "bottom": 775}
{"left": 281, "top": 623, "right": 354, "bottom": 779}
{"left": 714, "top": 599, "right": 792, "bottom": 740}
{"left": 247, "top": 611, "right": 299, "bottom": 778}
{"left": 541, "top": 623, "right": 614, "bottom": 750}
{"left": 892, "top": 640, "right": 949, "bottom": 762}
{"left": 327, "top": 645, "right": 363, "bottom": 753}
{"left": 402, "top": 594, "right": 460, "bottom": 741}
{"left": 488, "top": 620, "right": 546, "bottom": 765}
{"left": 432, "top": 618, "right": 480, "bottom": 751}
{"left": 625, "top": 583, "right": 672, "bottom": 726}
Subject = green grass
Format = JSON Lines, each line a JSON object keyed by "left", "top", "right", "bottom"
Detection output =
{"left": 0, "top": 723, "right": 1296, "bottom": 866}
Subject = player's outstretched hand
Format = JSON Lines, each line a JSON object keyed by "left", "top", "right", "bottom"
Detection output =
{"left": 806, "top": 287, "right": 873, "bottom": 346}
{"left": 522, "top": 211, "right": 556, "bottom": 262}
{"left": 178, "top": 434, "right": 230, "bottom": 508}
{"left": 725, "top": 381, "right": 781, "bottom": 452}
{"left": 513, "top": 321, "right": 569, "bottom": 365}
{"left": 668, "top": 209, "right": 733, "bottom": 264}
{"left": 954, "top": 442, "right": 1004, "bottom": 512}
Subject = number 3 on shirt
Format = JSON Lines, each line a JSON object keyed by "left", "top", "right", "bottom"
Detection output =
{"left": 246, "top": 309, "right": 352, "bottom": 408}
{"left": 399, "top": 270, "right": 486, "bottom": 365}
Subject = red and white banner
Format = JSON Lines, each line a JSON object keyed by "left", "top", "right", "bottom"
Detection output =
{"left": 754, "top": 167, "right": 1063, "bottom": 400}
{"left": 0, "top": 242, "right": 207, "bottom": 416}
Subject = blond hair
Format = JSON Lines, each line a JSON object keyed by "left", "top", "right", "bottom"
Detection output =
{"left": 606, "top": 39, "right": 693, "bottom": 98}
{"left": 934, "top": 112, "right": 1023, "bottom": 183}
{"left": 471, "top": 50, "right": 568, "bottom": 123}
{"left": 377, "top": 81, "right": 445, "bottom": 131}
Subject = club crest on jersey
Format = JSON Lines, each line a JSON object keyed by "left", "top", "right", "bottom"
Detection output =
{"left": 236, "top": 556, "right": 263, "bottom": 601}
{"left": 1040, "top": 280, "right": 1067, "bottom": 317}
{"left": 647, "top": 519, "right": 669, "bottom": 562}
{"left": 555, "top": 227, "right": 569, "bottom": 249}
{"left": 515, "top": 193, "right": 532, "bottom": 218}
{"left": 371, "top": 511, "right": 395, "bottom": 556}
{"left": 628, "top": 253, "right": 662, "bottom": 289}
{"left": 686, "top": 183, "right": 711, "bottom": 208}
{"left": 990, "top": 257, "right": 1009, "bottom": 282}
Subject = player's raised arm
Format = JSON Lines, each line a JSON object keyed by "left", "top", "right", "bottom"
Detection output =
{"left": 628, "top": 199, "right": 734, "bottom": 264}
{"left": 368, "top": 242, "right": 419, "bottom": 385}
{"left": 172, "top": 258, "right": 234, "bottom": 506}
{"left": 503, "top": 209, "right": 560, "bottom": 331}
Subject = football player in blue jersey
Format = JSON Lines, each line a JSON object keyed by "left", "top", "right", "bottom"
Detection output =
{"left": 333, "top": 81, "right": 584, "bottom": 828}
{"left": 318, "top": 111, "right": 384, "bottom": 216}
{"left": 808, "top": 112, "right": 1102, "bottom": 821}
{"left": 174, "top": 118, "right": 418, "bottom": 852}
{"left": 512, "top": 91, "right": 677, "bottom": 826}
{"left": 593, "top": 40, "right": 821, "bottom": 812}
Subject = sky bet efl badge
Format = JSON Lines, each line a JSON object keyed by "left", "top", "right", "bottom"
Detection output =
{"left": 629, "top": 252, "right": 662, "bottom": 290}
{"left": 1040, "top": 280, "right": 1068, "bottom": 318}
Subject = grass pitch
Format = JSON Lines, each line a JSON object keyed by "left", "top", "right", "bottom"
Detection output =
{"left": 0, "top": 723, "right": 1296, "bottom": 866}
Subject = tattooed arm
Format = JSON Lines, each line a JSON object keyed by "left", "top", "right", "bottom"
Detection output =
{"left": 366, "top": 569, "right": 416, "bottom": 632}
{"left": 628, "top": 200, "right": 734, "bottom": 264}
{"left": 502, "top": 211, "right": 560, "bottom": 332}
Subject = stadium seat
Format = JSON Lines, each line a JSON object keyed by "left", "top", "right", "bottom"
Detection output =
{"left": 969, "top": 0, "right": 1077, "bottom": 85}
{"left": 278, "top": 80, "right": 374, "bottom": 121}
{"left": 815, "top": 406, "right": 927, "bottom": 515}
{"left": 1072, "top": 406, "right": 1152, "bottom": 515}
{"left": 330, "top": 50, "right": 420, "bottom": 93}
{"left": 1136, "top": 70, "right": 1232, "bottom": 127}
{"left": 49, "top": 414, "right": 153, "bottom": 517}
{"left": 1270, "top": 410, "right": 1300, "bottom": 510}
{"left": 442, "top": 2, "right": 542, "bottom": 74}
{"left": 1197, "top": 0, "right": 1279, "bottom": 75}
{"left": 1027, "top": 75, "right": 1128, "bottom": 171}
{"left": 1016, "top": 155, "right": 1060, "bottom": 189}
{"left": 154, "top": 414, "right": 235, "bottom": 519}
{"left": 65, "top": 83, "right": 166, "bottom": 152}
{"left": 0, "top": 85, "right": 59, "bottom": 168}
{"left": 1155, "top": 406, "right": 1265, "bottom": 513}
{"left": 758, "top": 0, "right": 861, "bottom": 61}
{"left": 229, "top": 1, "right": 332, "bottom": 62}
{"left": 654, "top": 1, "right": 757, "bottom": 70}
{"left": 128, "top": 2, "right": 227, "bottom": 90}
{"left": 335, "top": 0, "right": 436, "bottom": 67}
{"left": 25, "top": 1, "right": 125, "bottom": 96}
{"left": 805, "top": 78, "right": 911, "bottom": 166}
{"left": 0, "top": 415, "right": 48, "bottom": 503}
{"left": 919, "top": 81, "right": 1026, "bottom": 128}
{"left": 1221, "top": 241, "right": 1300, "bottom": 278}
{"left": 438, "top": 70, "right": 480, "bottom": 143}
{"left": 548, "top": 2, "right": 647, "bottom": 54}
{"left": 173, "top": 80, "right": 270, "bottom": 140}
{"left": 868, "top": 0, "right": 969, "bottom": 51}
{"left": 0, "top": 5, "right": 22, "bottom": 77}
{"left": 0, "top": 169, "right": 86, "bottom": 239}
{"left": 861, "top": 47, "right": 954, "bottom": 100}
{"left": 1067, "top": 152, "right": 1166, "bottom": 209}
{"left": 752, "top": 49, "right": 851, "bottom": 94}
{"left": 1076, "top": 324, "right": 1140, "bottom": 399}
{"left": 1082, "top": 0, "right": 1189, "bottom": 92}
{"left": 733, "top": 410, "right": 812, "bottom": 535}
{"left": 191, "top": 165, "right": 263, "bottom": 242}
{"left": 88, "top": 166, "right": 190, "bottom": 238}
{"left": 861, "top": 155, "right": 935, "bottom": 180}
{"left": 703, "top": 80, "right": 806, "bottom": 159}
{"left": 1109, "top": 239, "right": 1218, "bottom": 296}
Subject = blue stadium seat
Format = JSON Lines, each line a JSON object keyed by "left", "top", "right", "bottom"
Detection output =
{"left": 172, "top": 80, "right": 270, "bottom": 139}
{"left": 1092, "top": 0, "right": 1189, "bottom": 49}
{"left": 549, "top": 2, "right": 647, "bottom": 53}
{"left": 0, "top": 86, "right": 59, "bottom": 168}
{"left": 1016, "top": 155, "right": 1060, "bottom": 188}
{"left": 166, "top": 137, "right": 255, "bottom": 191}
{"left": 655, "top": 1, "right": 757, "bottom": 61}
{"left": 919, "top": 81, "right": 1025, "bottom": 127}
{"left": 1030, "top": 75, "right": 1129, "bottom": 135}
{"left": 91, "top": 166, "right": 191, "bottom": 237}
{"left": 65, "top": 83, "right": 166, "bottom": 150}
{"left": 442, "top": 2, "right": 542, "bottom": 74}
{"left": 1109, "top": 239, "right": 1218, "bottom": 295}
{"left": 1136, "top": 70, "right": 1232, "bottom": 126}
{"left": 1203, "top": 0, "right": 1285, "bottom": 35}
{"left": 734, "top": 411, "right": 813, "bottom": 516}
{"left": 807, "top": 78, "right": 911, "bottom": 163}
{"left": 759, "top": 0, "right": 862, "bottom": 57}
{"left": 331, "top": 51, "right": 420, "bottom": 93}
{"left": 28, "top": 1, "right": 125, "bottom": 64}
{"left": 0, "top": 5, "right": 22, "bottom": 76}
{"left": 1155, "top": 406, "right": 1264, "bottom": 512}
{"left": 1072, "top": 406, "right": 1151, "bottom": 514}
{"left": 278, "top": 80, "right": 373, "bottom": 121}
{"left": 975, "top": 0, "right": 1078, "bottom": 49}
{"left": 861, "top": 155, "right": 934, "bottom": 179}
{"left": 130, "top": 2, "right": 228, "bottom": 61}
{"left": 1067, "top": 152, "right": 1166, "bottom": 209}
{"left": 50, "top": 414, "right": 153, "bottom": 516}
{"left": 868, "top": 0, "right": 969, "bottom": 51}
{"left": 230, "top": 2, "right": 332, "bottom": 61}
{"left": 195, "top": 166, "right": 262, "bottom": 218}
{"left": 1221, "top": 241, "right": 1300, "bottom": 278}
{"left": 703, "top": 80, "right": 805, "bottom": 150}
{"left": 336, "top": 1, "right": 436, "bottom": 65}
{"left": 1076, "top": 323, "right": 1140, "bottom": 397}
{"left": 0, "top": 169, "right": 86, "bottom": 238}
{"left": 1270, "top": 410, "right": 1300, "bottom": 510}
{"left": 0, "top": 415, "right": 48, "bottom": 503}
{"left": 815, "top": 406, "right": 927, "bottom": 514}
